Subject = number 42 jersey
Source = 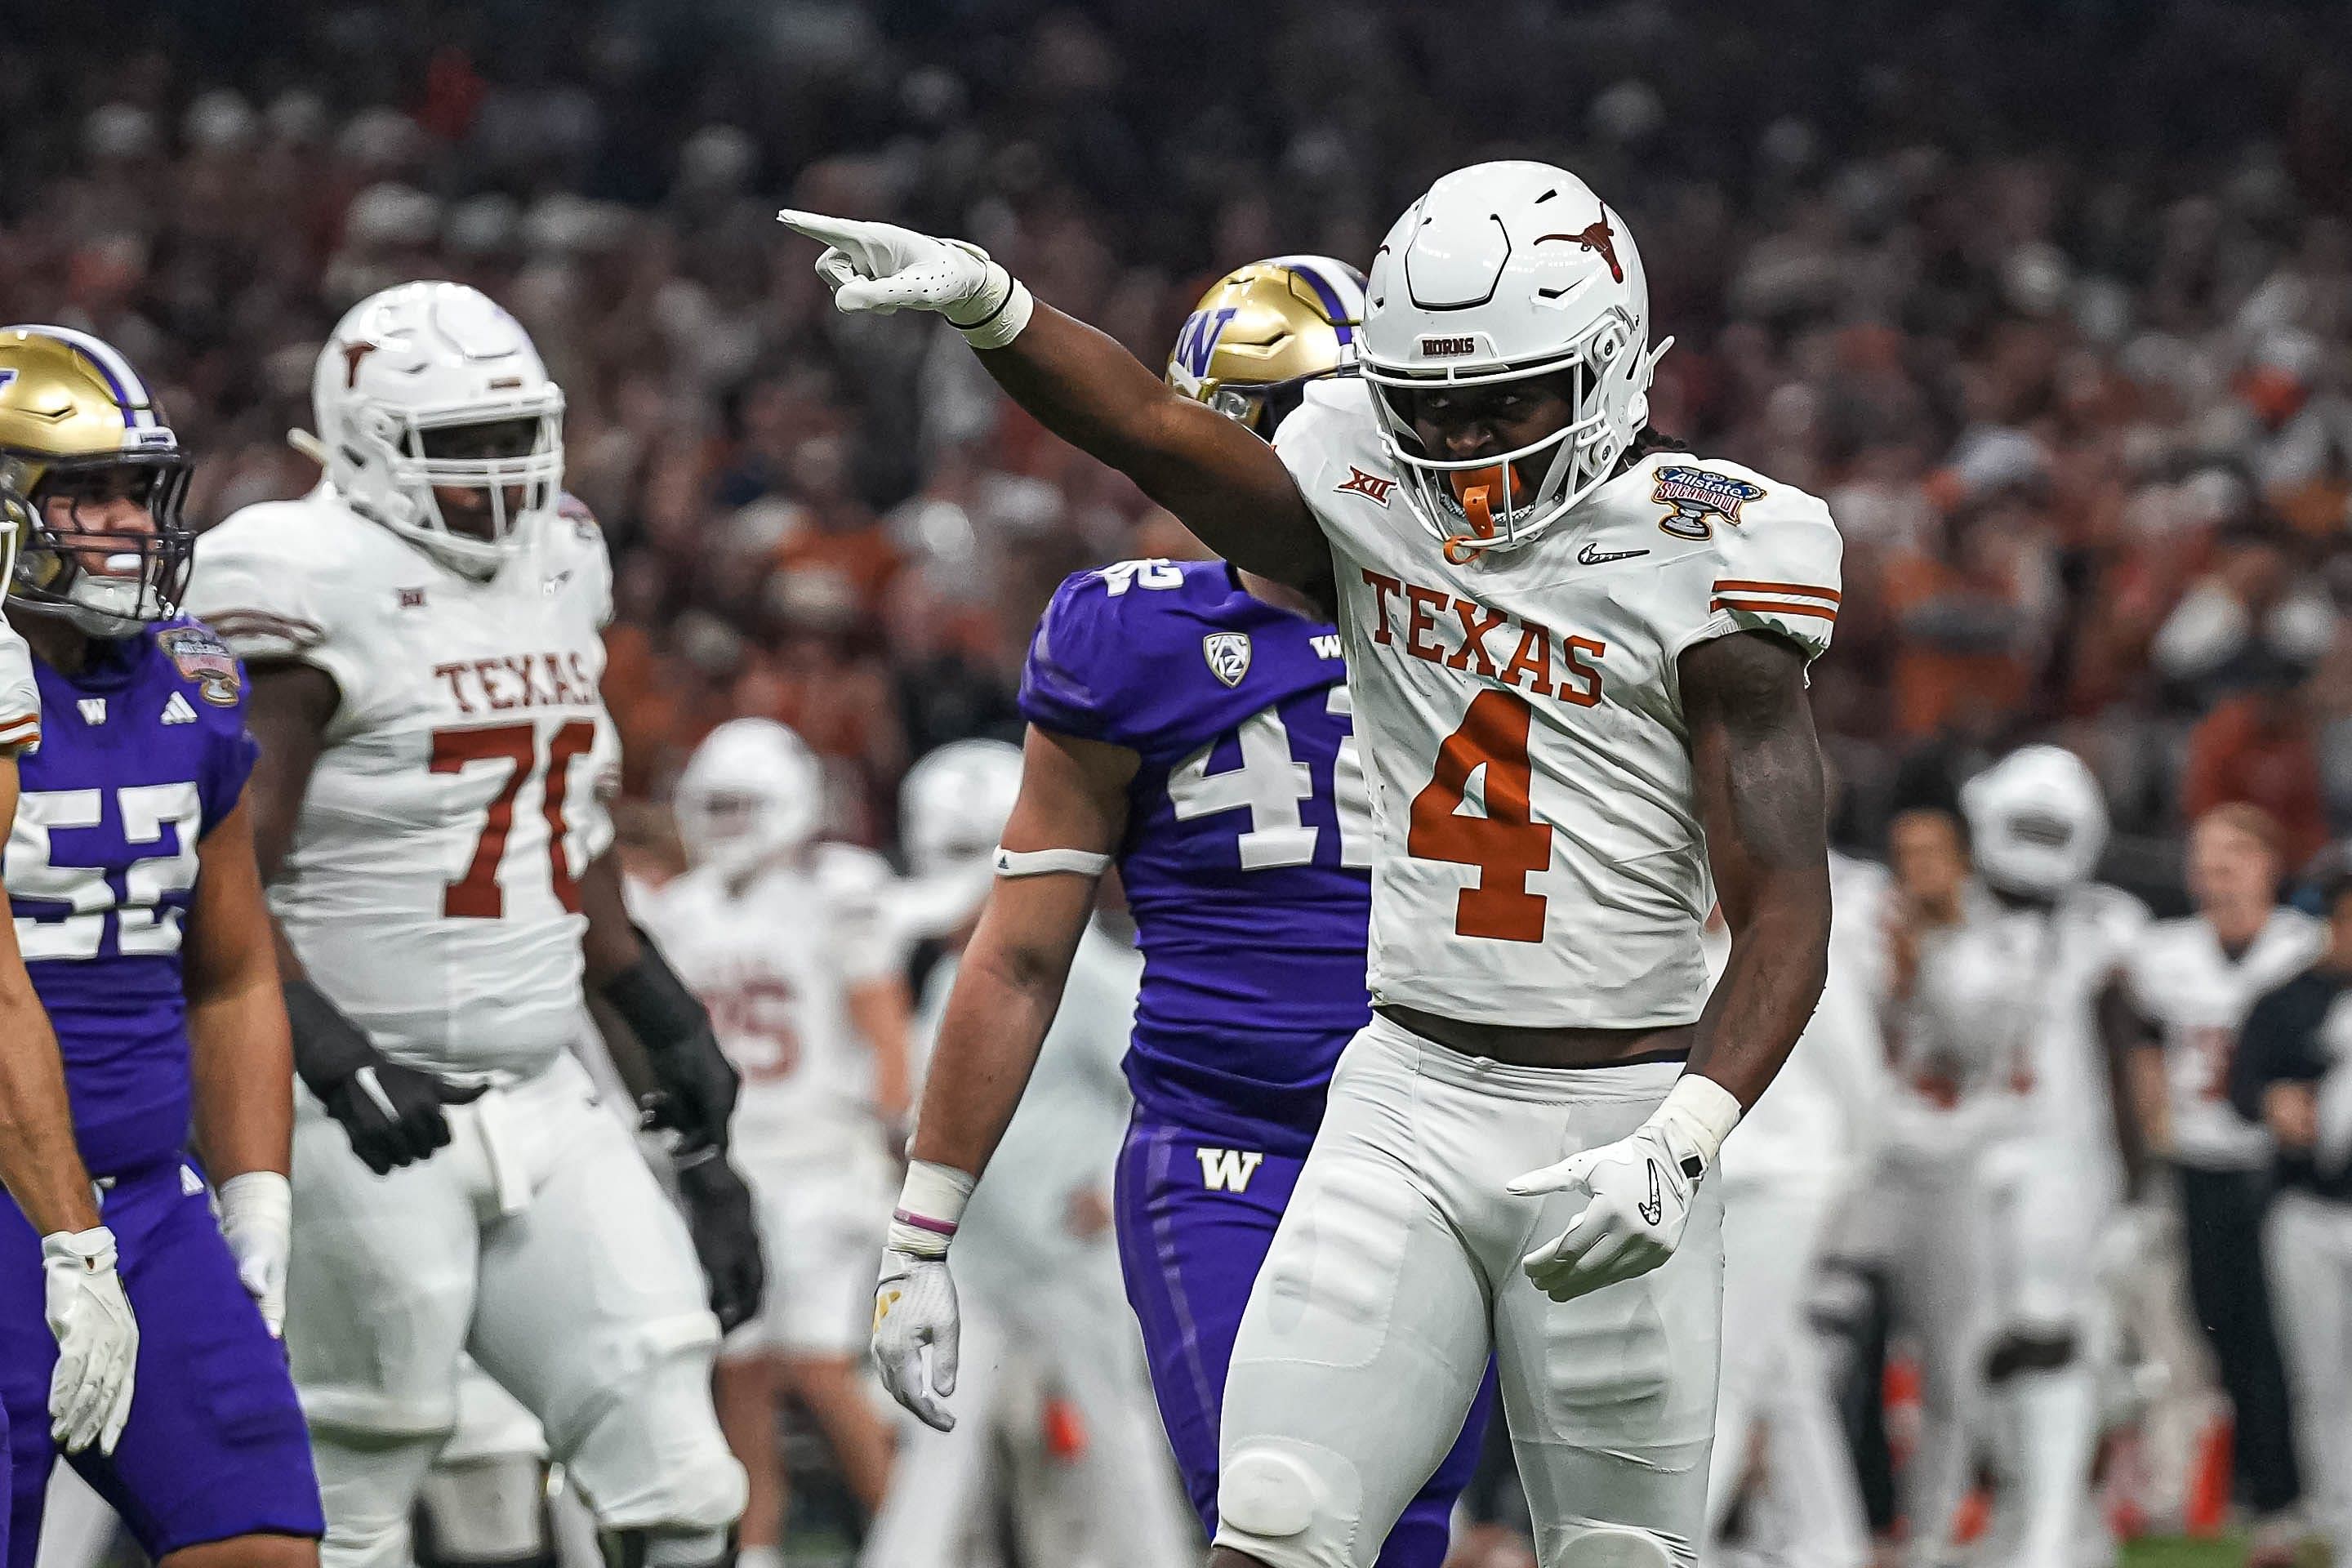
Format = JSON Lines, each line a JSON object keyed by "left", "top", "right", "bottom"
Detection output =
{"left": 186, "top": 486, "right": 618, "bottom": 1081}
{"left": 1276, "top": 376, "right": 1842, "bottom": 1030}
{"left": 1021, "top": 559, "right": 1371, "bottom": 1156}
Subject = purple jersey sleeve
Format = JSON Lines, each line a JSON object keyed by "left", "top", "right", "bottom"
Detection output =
{"left": 1019, "top": 566, "right": 1148, "bottom": 746}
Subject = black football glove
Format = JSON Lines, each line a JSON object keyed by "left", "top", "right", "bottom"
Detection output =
{"left": 286, "top": 979, "right": 485, "bottom": 1175}
{"left": 676, "top": 1152, "right": 766, "bottom": 1334}
{"left": 602, "top": 931, "right": 741, "bottom": 1156}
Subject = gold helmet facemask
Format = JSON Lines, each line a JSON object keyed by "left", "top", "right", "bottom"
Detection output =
{"left": 0, "top": 326, "right": 194, "bottom": 637}
{"left": 1166, "top": 256, "right": 1368, "bottom": 434}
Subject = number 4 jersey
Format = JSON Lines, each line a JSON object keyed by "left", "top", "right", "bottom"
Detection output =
{"left": 1021, "top": 559, "right": 1372, "bottom": 1155}
{"left": 1276, "top": 376, "right": 1842, "bottom": 1029}
{"left": 186, "top": 486, "right": 618, "bottom": 1080}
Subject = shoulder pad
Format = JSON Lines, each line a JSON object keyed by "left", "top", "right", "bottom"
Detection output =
{"left": 1017, "top": 563, "right": 1203, "bottom": 745}
{"left": 1672, "top": 459, "right": 1842, "bottom": 662}
{"left": 185, "top": 497, "right": 360, "bottom": 660}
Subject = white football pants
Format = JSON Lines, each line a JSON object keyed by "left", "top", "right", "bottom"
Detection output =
{"left": 1704, "top": 1172, "right": 1869, "bottom": 1568}
{"left": 859, "top": 1286, "right": 1197, "bottom": 1568}
{"left": 2266, "top": 1190, "right": 2352, "bottom": 1557}
{"left": 1217, "top": 1016, "right": 1723, "bottom": 1568}
{"left": 287, "top": 1051, "right": 745, "bottom": 1567}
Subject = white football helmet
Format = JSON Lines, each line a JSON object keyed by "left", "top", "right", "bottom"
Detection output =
{"left": 898, "top": 739, "right": 1024, "bottom": 939}
{"left": 1960, "top": 745, "right": 2109, "bottom": 899}
{"left": 674, "top": 718, "right": 825, "bottom": 884}
{"left": 310, "top": 281, "right": 564, "bottom": 579}
{"left": 1361, "top": 161, "right": 1668, "bottom": 556}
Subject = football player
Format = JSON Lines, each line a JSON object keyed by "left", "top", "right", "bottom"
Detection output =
{"left": 2120, "top": 804, "right": 2316, "bottom": 1564}
{"left": 181, "top": 283, "right": 759, "bottom": 1568}
{"left": 863, "top": 257, "right": 1491, "bottom": 1566}
{"left": 791, "top": 159, "right": 1841, "bottom": 1568}
{"left": 634, "top": 718, "right": 911, "bottom": 1566}
{"left": 0, "top": 326, "right": 318, "bottom": 1567}
{"left": 1922, "top": 747, "right": 2150, "bottom": 1568}
{"left": 864, "top": 740, "right": 1199, "bottom": 1568}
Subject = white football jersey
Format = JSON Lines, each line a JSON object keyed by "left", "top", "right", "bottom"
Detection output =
{"left": 1277, "top": 377, "right": 1842, "bottom": 1027}
{"left": 0, "top": 620, "right": 39, "bottom": 756}
{"left": 2124, "top": 908, "right": 2323, "bottom": 1169}
{"left": 1907, "top": 883, "right": 2149, "bottom": 1160}
{"left": 185, "top": 484, "right": 617, "bottom": 1079}
{"left": 633, "top": 844, "right": 902, "bottom": 1162}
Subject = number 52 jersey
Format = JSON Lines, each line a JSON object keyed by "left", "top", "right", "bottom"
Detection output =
{"left": 1276, "top": 376, "right": 1842, "bottom": 1030}
{"left": 186, "top": 487, "right": 618, "bottom": 1080}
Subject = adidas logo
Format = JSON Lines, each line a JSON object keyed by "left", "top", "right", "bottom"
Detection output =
{"left": 162, "top": 692, "right": 198, "bottom": 725}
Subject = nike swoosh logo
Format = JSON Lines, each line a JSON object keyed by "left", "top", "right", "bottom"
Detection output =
{"left": 1578, "top": 541, "right": 1650, "bottom": 566}
{"left": 1638, "top": 1162, "right": 1664, "bottom": 1226}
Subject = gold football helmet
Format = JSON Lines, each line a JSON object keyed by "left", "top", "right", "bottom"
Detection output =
{"left": 1165, "top": 255, "right": 1366, "bottom": 434}
{"left": 0, "top": 326, "right": 193, "bottom": 635}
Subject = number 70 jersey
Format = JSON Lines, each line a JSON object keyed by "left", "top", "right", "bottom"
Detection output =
{"left": 186, "top": 487, "right": 620, "bottom": 1080}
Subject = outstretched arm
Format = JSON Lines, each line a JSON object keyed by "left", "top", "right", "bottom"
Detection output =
{"left": 1682, "top": 630, "right": 1833, "bottom": 1107}
{"left": 777, "top": 211, "right": 1327, "bottom": 592}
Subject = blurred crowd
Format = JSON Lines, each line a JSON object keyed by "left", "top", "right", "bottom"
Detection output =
{"left": 6, "top": 0, "right": 2352, "bottom": 884}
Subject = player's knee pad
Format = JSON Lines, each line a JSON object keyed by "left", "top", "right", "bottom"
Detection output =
{"left": 415, "top": 1455, "right": 553, "bottom": 1568}
{"left": 1215, "top": 1441, "right": 1362, "bottom": 1565}
{"left": 312, "top": 1428, "right": 448, "bottom": 1568}
{"left": 562, "top": 1340, "right": 745, "bottom": 1540}
{"left": 1556, "top": 1526, "right": 1675, "bottom": 1568}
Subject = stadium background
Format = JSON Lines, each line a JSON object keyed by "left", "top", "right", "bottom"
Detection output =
{"left": 8, "top": 0, "right": 2352, "bottom": 1562}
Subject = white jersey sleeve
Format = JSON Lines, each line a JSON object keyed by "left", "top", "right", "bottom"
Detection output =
{"left": 0, "top": 621, "right": 40, "bottom": 755}
{"left": 812, "top": 844, "right": 905, "bottom": 987}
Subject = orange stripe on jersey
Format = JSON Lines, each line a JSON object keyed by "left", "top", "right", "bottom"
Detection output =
{"left": 1713, "top": 596, "right": 1838, "bottom": 622}
{"left": 0, "top": 714, "right": 42, "bottom": 751}
{"left": 1714, "top": 579, "right": 1842, "bottom": 604}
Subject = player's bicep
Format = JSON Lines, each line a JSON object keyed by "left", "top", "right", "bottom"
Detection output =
{"left": 184, "top": 798, "right": 280, "bottom": 1000}
{"left": 1678, "top": 630, "right": 1829, "bottom": 932}
{"left": 1133, "top": 396, "right": 1328, "bottom": 590}
{"left": 242, "top": 662, "right": 340, "bottom": 884}
{"left": 1000, "top": 726, "right": 1136, "bottom": 860}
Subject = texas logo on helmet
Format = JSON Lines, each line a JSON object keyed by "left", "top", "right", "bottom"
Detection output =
{"left": 1536, "top": 215, "right": 1624, "bottom": 283}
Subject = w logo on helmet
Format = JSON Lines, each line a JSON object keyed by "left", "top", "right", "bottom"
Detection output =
{"left": 1171, "top": 306, "right": 1239, "bottom": 384}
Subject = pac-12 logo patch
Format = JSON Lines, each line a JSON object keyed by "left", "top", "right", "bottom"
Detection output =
{"left": 154, "top": 625, "right": 242, "bottom": 706}
{"left": 1202, "top": 631, "right": 1252, "bottom": 688}
{"left": 1335, "top": 466, "right": 1396, "bottom": 506}
{"left": 1652, "top": 466, "right": 1765, "bottom": 540}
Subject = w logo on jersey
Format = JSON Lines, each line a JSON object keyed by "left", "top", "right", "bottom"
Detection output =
{"left": 1196, "top": 1147, "right": 1266, "bottom": 1192}
{"left": 1169, "top": 306, "right": 1239, "bottom": 387}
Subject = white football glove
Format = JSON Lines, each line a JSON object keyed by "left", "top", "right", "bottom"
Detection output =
{"left": 776, "top": 210, "right": 1034, "bottom": 349}
{"left": 1508, "top": 1076, "right": 1741, "bottom": 1303}
{"left": 871, "top": 1250, "right": 960, "bottom": 1432}
{"left": 216, "top": 1170, "right": 292, "bottom": 1338}
{"left": 42, "top": 1227, "right": 137, "bottom": 1454}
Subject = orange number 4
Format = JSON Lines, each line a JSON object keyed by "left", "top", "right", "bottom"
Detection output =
{"left": 1406, "top": 690, "right": 1550, "bottom": 941}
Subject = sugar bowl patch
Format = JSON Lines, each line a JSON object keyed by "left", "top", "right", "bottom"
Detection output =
{"left": 156, "top": 625, "right": 243, "bottom": 706}
{"left": 1653, "top": 466, "right": 1765, "bottom": 541}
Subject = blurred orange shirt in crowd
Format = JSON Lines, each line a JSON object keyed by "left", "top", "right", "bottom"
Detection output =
{"left": 2180, "top": 694, "right": 2328, "bottom": 869}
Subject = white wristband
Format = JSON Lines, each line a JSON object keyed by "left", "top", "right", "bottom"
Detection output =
{"left": 889, "top": 1159, "right": 976, "bottom": 1259}
{"left": 944, "top": 248, "right": 1035, "bottom": 351}
{"left": 1650, "top": 1075, "right": 1744, "bottom": 1179}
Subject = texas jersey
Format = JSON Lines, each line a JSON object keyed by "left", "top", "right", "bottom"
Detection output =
{"left": 6, "top": 621, "right": 256, "bottom": 1175}
{"left": 633, "top": 844, "right": 900, "bottom": 1162}
{"left": 1020, "top": 559, "right": 1370, "bottom": 1154}
{"left": 1276, "top": 376, "right": 1842, "bottom": 1028}
{"left": 184, "top": 487, "right": 617, "bottom": 1080}
{"left": 2126, "top": 908, "right": 2323, "bottom": 1169}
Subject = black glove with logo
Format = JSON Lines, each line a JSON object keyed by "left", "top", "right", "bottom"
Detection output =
{"left": 601, "top": 931, "right": 741, "bottom": 1156}
{"left": 675, "top": 1151, "right": 766, "bottom": 1334}
{"left": 286, "top": 979, "right": 485, "bottom": 1175}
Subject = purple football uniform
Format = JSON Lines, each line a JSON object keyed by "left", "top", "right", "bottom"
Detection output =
{"left": 1020, "top": 559, "right": 1487, "bottom": 1563}
{"left": 0, "top": 621, "right": 322, "bottom": 1565}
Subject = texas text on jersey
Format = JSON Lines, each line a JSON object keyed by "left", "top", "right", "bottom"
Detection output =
{"left": 183, "top": 487, "right": 618, "bottom": 1080}
{"left": 1020, "top": 556, "right": 1372, "bottom": 1154}
{"left": 1276, "top": 376, "right": 1842, "bottom": 1029}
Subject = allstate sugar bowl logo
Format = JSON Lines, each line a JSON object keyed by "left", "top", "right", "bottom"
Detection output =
{"left": 1652, "top": 466, "right": 1765, "bottom": 540}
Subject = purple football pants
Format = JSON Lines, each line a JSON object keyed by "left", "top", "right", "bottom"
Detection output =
{"left": 0, "top": 1158, "right": 322, "bottom": 1567}
{"left": 1115, "top": 1116, "right": 1494, "bottom": 1566}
